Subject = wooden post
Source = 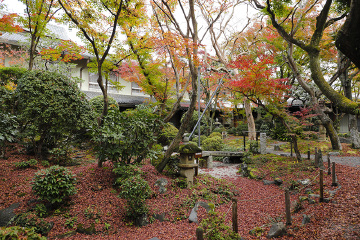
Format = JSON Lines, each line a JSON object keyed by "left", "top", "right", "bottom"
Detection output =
{"left": 332, "top": 162, "right": 338, "bottom": 186}
{"left": 243, "top": 133, "right": 246, "bottom": 151}
{"left": 314, "top": 147, "right": 318, "bottom": 167}
{"left": 285, "top": 189, "right": 291, "bottom": 225}
{"left": 232, "top": 197, "right": 238, "bottom": 233}
{"left": 327, "top": 154, "right": 331, "bottom": 175}
{"left": 290, "top": 142, "right": 293, "bottom": 157}
{"left": 308, "top": 144, "right": 310, "bottom": 160}
{"left": 319, "top": 170, "right": 324, "bottom": 202}
{"left": 196, "top": 228, "right": 204, "bottom": 240}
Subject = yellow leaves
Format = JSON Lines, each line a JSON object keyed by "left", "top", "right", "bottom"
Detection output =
{"left": 4, "top": 82, "right": 16, "bottom": 91}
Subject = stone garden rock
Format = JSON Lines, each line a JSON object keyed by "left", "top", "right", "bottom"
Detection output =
{"left": 188, "top": 201, "right": 211, "bottom": 223}
{"left": 308, "top": 199, "right": 316, "bottom": 204}
{"left": 266, "top": 222, "right": 286, "bottom": 239}
{"left": 148, "top": 238, "right": 161, "bottom": 240}
{"left": 328, "top": 152, "right": 340, "bottom": 156}
{"left": 153, "top": 213, "right": 165, "bottom": 222}
{"left": 263, "top": 180, "right": 275, "bottom": 185}
{"left": 135, "top": 213, "right": 149, "bottom": 227}
{"left": 274, "top": 145, "right": 281, "bottom": 151}
{"left": 155, "top": 178, "right": 168, "bottom": 194}
{"left": 223, "top": 157, "right": 230, "bottom": 164}
{"left": 302, "top": 215, "right": 310, "bottom": 225}
{"left": 77, "top": 223, "right": 96, "bottom": 234}
{"left": 308, "top": 194, "right": 320, "bottom": 198}
{"left": 274, "top": 179, "right": 283, "bottom": 186}
{"left": 304, "top": 188, "right": 313, "bottom": 194}
{"left": 298, "top": 179, "right": 311, "bottom": 185}
{"left": 0, "top": 203, "right": 20, "bottom": 227}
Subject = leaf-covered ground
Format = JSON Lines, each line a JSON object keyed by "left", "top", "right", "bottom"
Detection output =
{"left": 1, "top": 142, "right": 359, "bottom": 239}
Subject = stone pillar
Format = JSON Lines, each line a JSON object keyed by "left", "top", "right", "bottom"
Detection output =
{"left": 260, "top": 133, "right": 267, "bottom": 154}
{"left": 319, "top": 124, "right": 326, "bottom": 141}
{"left": 207, "top": 155, "right": 213, "bottom": 169}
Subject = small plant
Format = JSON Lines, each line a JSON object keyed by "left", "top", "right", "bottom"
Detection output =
{"left": 34, "top": 204, "right": 47, "bottom": 218}
{"left": 174, "top": 177, "right": 188, "bottom": 189}
{"left": 103, "top": 222, "right": 111, "bottom": 231}
{"left": 0, "top": 226, "right": 46, "bottom": 240}
{"left": 242, "top": 151, "right": 253, "bottom": 164}
{"left": 84, "top": 205, "right": 102, "bottom": 219}
{"left": 13, "top": 159, "right": 38, "bottom": 169}
{"left": 41, "top": 160, "right": 50, "bottom": 167}
{"left": 202, "top": 136, "right": 223, "bottom": 151}
{"left": 12, "top": 213, "right": 53, "bottom": 236}
{"left": 292, "top": 200, "right": 303, "bottom": 213}
{"left": 200, "top": 211, "right": 242, "bottom": 240}
{"left": 65, "top": 217, "right": 78, "bottom": 229}
{"left": 31, "top": 165, "right": 77, "bottom": 204}
{"left": 118, "top": 175, "right": 153, "bottom": 222}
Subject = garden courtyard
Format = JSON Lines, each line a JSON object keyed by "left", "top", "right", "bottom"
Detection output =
{"left": 1, "top": 135, "right": 360, "bottom": 240}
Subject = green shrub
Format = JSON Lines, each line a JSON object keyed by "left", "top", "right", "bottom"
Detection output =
{"left": 0, "top": 67, "right": 27, "bottom": 85}
{"left": 209, "top": 132, "right": 222, "bottom": 139}
{"left": 242, "top": 151, "right": 253, "bottom": 164}
{"left": 180, "top": 111, "right": 207, "bottom": 132}
{"left": 35, "top": 203, "right": 48, "bottom": 218}
{"left": 0, "top": 113, "right": 18, "bottom": 155}
{"left": 41, "top": 160, "right": 50, "bottom": 167}
{"left": 12, "top": 213, "right": 53, "bottom": 236}
{"left": 270, "top": 124, "right": 291, "bottom": 142}
{"left": 200, "top": 211, "right": 242, "bottom": 240}
{"left": 16, "top": 70, "right": 94, "bottom": 157}
{"left": 14, "top": 159, "right": 38, "bottom": 169}
{"left": 93, "top": 105, "right": 163, "bottom": 165}
{"left": 0, "top": 226, "right": 47, "bottom": 240}
{"left": 118, "top": 175, "right": 153, "bottom": 222}
{"left": 228, "top": 123, "right": 248, "bottom": 136}
{"left": 113, "top": 164, "right": 143, "bottom": 186}
{"left": 193, "top": 135, "right": 207, "bottom": 144}
{"left": 202, "top": 137, "right": 223, "bottom": 151}
{"left": 31, "top": 165, "right": 77, "bottom": 204}
{"left": 149, "top": 144, "right": 164, "bottom": 166}
{"left": 158, "top": 123, "right": 178, "bottom": 146}
{"left": 89, "top": 95, "right": 118, "bottom": 118}
{"left": 248, "top": 140, "right": 259, "bottom": 154}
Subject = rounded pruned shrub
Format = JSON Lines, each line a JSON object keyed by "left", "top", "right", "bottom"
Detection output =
{"left": 16, "top": 70, "right": 94, "bottom": 157}
{"left": 209, "top": 132, "right": 222, "bottom": 139}
{"left": 118, "top": 175, "right": 153, "bottom": 223}
{"left": 89, "top": 95, "right": 118, "bottom": 118}
{"left": 158, "top": 123, "right": 178, "bottom": 146}
{"left": 202, "top": 136, "right": 223, "bottom": 151}
{"left": 31, "top": 165, "right": 77, "bottom": 204}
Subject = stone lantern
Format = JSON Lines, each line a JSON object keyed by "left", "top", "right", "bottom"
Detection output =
{"left": 178, "top": 142, "right": 201, "bottom": 188}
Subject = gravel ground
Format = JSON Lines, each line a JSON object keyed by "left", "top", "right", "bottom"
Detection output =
{"left": 198, "top": 147, "right": 360, "bottom": 179}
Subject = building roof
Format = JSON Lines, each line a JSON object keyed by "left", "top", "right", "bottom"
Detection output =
{"left": 83, "top": 91, "right": 152, "bottom": 107}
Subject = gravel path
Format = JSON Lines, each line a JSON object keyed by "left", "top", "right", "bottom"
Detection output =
{"left": 199, "top": 147, "right": 360, "bottom": 179}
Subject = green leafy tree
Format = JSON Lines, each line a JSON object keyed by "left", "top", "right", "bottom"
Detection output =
{"left": 15, "top": 70, "right": 94, "bottom": 157}
{"left": 93, "top": 105, "right": 163, "bottom": 166}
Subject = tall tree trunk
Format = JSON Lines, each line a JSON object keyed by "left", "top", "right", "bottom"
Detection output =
{"left": 286, "top": 46, "right": 342, "bottom": 150}
{"left": 339, "top": 52, "right": 360, "bottom": 148}
{"left": 244, "top": 99, "right": 256, "bottom": 140}
{"left": 335, "top": 0, "right": 360, "bottom": 69}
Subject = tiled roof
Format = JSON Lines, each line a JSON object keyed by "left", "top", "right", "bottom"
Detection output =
{"left": 82, "top": 91, "right": 152, "bottom": 106}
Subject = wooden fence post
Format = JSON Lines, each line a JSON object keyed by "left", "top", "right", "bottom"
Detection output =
{"left": 327, "top": 154, "right": 331, "bottom": 175}
{"left": 232, "top": 197, "right": 238, "bottom": 233}
{"left": 308, "top": 144, "right": 310, "bottom": 160}
{"left": 196, "top": 228, "right": 204, "bottom": 240}
{"left": 290, "top": 142, "right": 293, "bottom": 157}
{"left": 320, "top": 170, "right": 324, "bottom": 202}
{"left": 332, "top": 162, "right": 338, "bottom": 186}
{"left": 243, "top": 133, "right": 246, "bottom": 151}
{"left": 285, "top": 189, "right": 291, "bottom": 225}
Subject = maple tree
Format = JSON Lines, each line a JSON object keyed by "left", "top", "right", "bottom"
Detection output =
{"left": 257, "top": 0, "right": 360, "bottom": 117}
{"left": 58, "top": 0, "right": 140, "bottom": 128}
{"left": 17, "top": 0, "right": 61, "bottom": 70}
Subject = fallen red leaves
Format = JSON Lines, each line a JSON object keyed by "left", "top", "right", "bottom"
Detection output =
{"left": 1, "top": 143, "right": 359, "bottom": 239}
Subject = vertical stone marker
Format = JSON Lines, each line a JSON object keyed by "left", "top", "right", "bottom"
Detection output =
{"left": 260, "top": 133, "right": 267, "bottom": 154}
